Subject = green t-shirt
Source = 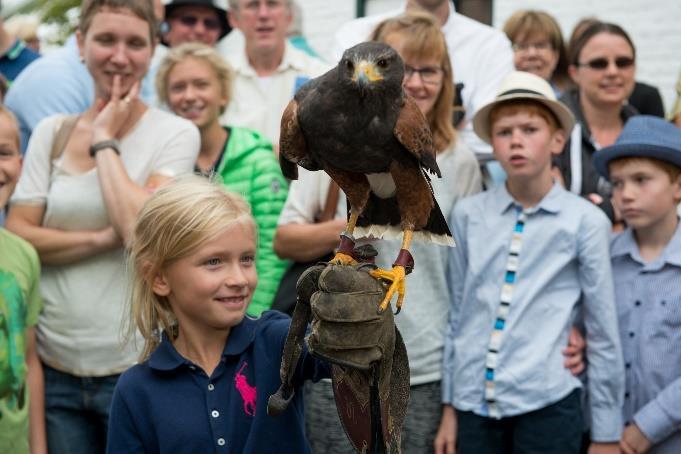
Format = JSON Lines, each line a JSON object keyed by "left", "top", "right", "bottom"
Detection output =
{"left": 0, "top": 228, "right": 42, "bottom": 454}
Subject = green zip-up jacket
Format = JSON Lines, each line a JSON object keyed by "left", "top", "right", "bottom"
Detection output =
{"left": 213, "top": 127, "right": 289, "bottom": 316}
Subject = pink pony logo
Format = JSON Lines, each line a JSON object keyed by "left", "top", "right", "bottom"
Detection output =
{"left": 235, "top": 362, "right": 257, "bottom": 416}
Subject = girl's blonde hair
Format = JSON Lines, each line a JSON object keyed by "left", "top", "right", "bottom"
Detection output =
{"left": 371, "top": 10, "right": 457, "bottom": 153}
{"left": 128, "top": 175, "right": 255, "bottom": 361}
{"left": 156, "top": 43, "right": 234, "bottom": 115}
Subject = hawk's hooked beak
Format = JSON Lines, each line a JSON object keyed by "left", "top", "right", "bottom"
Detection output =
{"left": 352, "top": 60, "right": 383, "bottom": 86}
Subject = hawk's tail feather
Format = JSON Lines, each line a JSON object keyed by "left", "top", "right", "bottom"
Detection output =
{"left": 354, "top": 224, "right": 455, "bottom": 247}
{"left": 353, "top": 193, "right": 455, "bottom": 247}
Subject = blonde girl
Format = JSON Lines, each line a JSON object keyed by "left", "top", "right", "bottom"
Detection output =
{"left": 107, "top": 176, "right": 328, "bottom": 453}
{"left": 155, "top": 43, "right": 289, "bottom": 317}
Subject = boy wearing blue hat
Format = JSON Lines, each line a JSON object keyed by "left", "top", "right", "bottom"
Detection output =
{"left": 593, "top": 115, "right": 681, "bottom": 454}
{"left": 435, "top": 72, "right": 624, "bottom": 454}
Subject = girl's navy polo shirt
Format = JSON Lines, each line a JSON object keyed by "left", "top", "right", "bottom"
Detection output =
{"left": 106, "top": 311, "right": 329, "bottom": 453}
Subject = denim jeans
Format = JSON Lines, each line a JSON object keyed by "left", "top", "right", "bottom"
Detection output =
{"left": 457, "top": 389, "right": 583, "bottom": 454}
{"left": 43, "top": 363, "right": 120, "bottom": 454}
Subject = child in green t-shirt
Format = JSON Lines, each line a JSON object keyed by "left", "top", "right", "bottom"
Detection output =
{"left": 0, "top": 105, "right": 46, "bottom": 454}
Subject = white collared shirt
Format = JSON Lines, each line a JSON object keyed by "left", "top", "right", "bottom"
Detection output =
{"left": 221, "top": 42, "right": 330, "bottom": 145}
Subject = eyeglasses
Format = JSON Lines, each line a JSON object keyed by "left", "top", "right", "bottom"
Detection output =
{"left": 577, "top": 57, "right": 635, "bottom": 70}
{"left": 404, "top": 64, "right": 443, "bottom": 85}
{"left": 174, "top": 15, "right": 222, "bottom": 31}
{"left": 512, "top": 41, "right": 552, "bottom": 53}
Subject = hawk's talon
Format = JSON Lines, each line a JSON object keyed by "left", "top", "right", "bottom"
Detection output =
{"left": 329, "top": 252, "right": 357, "bottom": 266}
{"left": 370, "top": 265, "right": 407, "bottom": 314}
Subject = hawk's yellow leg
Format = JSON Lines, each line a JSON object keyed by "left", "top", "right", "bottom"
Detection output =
{"left": 370, "top": 230, "right": 413, "bottom": 313}
{"left": 329, "top": 211, "right": 360, "bottom": 265}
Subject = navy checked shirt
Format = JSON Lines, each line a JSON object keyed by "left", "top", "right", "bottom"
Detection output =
{"left": 106, "top": 311, "right": 329, "bottom": 453}
{"left": 612, "top": 223, "right": 681, "bottom": 453}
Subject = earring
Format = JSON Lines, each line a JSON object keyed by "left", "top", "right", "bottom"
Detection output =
{"left": 79, "top": 55, "right": 85, "bottom": 63}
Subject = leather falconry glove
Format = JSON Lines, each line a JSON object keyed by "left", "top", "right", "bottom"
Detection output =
{"left": 268, "top": 246, "right": 410, "bottom": 454}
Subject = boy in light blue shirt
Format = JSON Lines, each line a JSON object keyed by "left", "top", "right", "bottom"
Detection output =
{"left": 593, "top": 116, "right": 681, "bottom": 454}
{"left": 435, "top": 72, "right": 624, "bottom": 454}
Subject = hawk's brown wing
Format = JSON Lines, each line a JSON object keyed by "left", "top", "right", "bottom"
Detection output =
{"left": 393, "top": 95, "right": 441, "bottom": 177}
{"left": 280, "top": 98, "right": 324, "bottom": 180}
{"left": 279, "top": 99, "right": 306, "bottom": 180}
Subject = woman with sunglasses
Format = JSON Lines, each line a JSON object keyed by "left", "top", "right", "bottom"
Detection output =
{"left": 568, "top": 18, "right": 664, "bottom": 119}
{"left": 554, "top": 21, "right": 638, "bottom": 221}
{"left": 6, "top": 1, "right": 199, "bottom": 452}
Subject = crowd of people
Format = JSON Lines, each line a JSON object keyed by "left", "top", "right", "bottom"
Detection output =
{"left": 1, "top": 0, "right": 680, "bottom": 453}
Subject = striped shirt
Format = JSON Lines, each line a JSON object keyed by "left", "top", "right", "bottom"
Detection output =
{"left": 443, "top": 183, "right": 624, "bottom": 442}
{"left": 612, "top": 224, "right": 681, "bottom": 453}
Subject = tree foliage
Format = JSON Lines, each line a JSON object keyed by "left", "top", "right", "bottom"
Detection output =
{"left": 10, "top": 0, "right": 81, "bottom": 44}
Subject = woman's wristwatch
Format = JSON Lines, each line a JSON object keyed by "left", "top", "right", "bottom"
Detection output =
{"left": 89, "top": 139, "right": 121, "bottom": 158}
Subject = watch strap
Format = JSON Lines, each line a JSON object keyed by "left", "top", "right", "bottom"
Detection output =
{"left": 89, "top": 139, "right": 121, "bottom": 158}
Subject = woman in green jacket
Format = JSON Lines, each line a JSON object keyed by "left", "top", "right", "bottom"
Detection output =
{"left": 156, "top": 43, "right": 289, "bottom": 316}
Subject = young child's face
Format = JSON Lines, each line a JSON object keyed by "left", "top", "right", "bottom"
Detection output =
{"left": 152, "top": 222, "right": 258, "bottom": 333}
{"left": 491, "top": 110, "right": 564, "bottom": 183}
{"left": 0, "top": 115, "right": 21, "bottom": 209}
{"left": 610, "top": 159, "right": 681, "bottom": 231}
{"left": 166, "top": 57, "right": 228, "bottom": 130}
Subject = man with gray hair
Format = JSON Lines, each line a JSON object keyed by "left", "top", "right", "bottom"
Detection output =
{"left": 221, "top": 0, "right": 328, "bottom": 148}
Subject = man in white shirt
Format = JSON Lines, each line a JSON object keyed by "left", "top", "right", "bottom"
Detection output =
{"left": 332, "top": 0, "right": 514, "bottom": 161}
{"left": 222, "top": 0, "right": 329, "bottom": 147}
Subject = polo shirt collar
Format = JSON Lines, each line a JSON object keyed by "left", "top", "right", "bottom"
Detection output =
{"left": 233, "top": 42, "right": 303, "bottom": 77}
{"left": 2, "top": 39, "right": 24, "bottom": 60}
{"left": 148, "top": 316, "right": 259, "bottom": 371}
{"left": 612, "top": 221, "right": 681, "bottom": 268}
{"left": 494, "top": 181, "right": 563, "bottom": 215}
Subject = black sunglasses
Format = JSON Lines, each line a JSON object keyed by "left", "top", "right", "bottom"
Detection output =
{"left": 578, "top": 57, "right": 635, "bottom": 70}
{"left": 176, "top": 15, "right": 221, "bottom": 31}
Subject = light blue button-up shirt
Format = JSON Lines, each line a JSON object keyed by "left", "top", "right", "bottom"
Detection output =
{"left": 443, "top": 182, "right": 624, "bottom": 442}
{"left": 612, "top": 223, "right": 681, "bottom": 453}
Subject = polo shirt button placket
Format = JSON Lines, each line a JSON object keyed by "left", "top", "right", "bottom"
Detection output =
{"left": 208, "top": 383, "right": 215, "bottom": 391}
{"left": 217, "top": 438, "right": 226, "bottom": 447}
{"left": 211, "top": 410, "right": 220, "bottom": 418}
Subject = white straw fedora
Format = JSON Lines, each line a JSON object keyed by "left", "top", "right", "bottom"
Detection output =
{"left": 472, "top": 71, "right": 575, "bottom": 144}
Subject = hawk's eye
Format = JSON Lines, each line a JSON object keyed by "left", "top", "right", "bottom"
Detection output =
{"left": 377, "top": 59, "right": 388, "bottom": 68}
{"left": 346, "top": 59, "right": 354, "bottom": 71}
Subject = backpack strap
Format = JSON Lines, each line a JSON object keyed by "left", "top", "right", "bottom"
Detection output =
{"left": 50, "top": 114, "right": 80, "bottom": 163}
{"left": 317, "top": 181, "right": 340, "bottom": 223}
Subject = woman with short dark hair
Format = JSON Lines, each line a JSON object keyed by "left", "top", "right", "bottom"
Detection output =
{"left": 6, "top": 1, "right": 199, "bottom": 451}
{"left": 555, "top": 21, "right": 638, "bottom": 221}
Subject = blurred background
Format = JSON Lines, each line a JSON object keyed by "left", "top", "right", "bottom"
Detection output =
{"left": 2, "top": 0, "right": 680, "bottom": 111}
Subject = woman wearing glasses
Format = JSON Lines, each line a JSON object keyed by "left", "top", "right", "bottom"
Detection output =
{"left": 503, "top": 10, "right": 570, "bottom": 96}
{"left": 554, "top": 21, "right": 638, "bottom": 221}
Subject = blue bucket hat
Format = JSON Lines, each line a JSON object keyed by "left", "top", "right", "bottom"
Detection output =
{"left": 593, "top": 115, "right": 681, "bottom": 179}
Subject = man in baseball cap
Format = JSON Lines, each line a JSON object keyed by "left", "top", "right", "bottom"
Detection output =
{"left": 162, "top": 0, "right": 231, "bottom": 47}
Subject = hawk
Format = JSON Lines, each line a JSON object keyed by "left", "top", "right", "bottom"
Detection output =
{"left": 279, "top": 42, "right": 454, "bottom": 313}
